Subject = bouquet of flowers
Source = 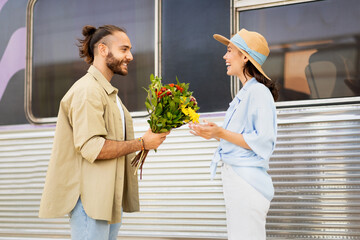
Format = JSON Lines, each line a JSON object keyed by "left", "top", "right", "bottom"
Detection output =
{"left": 131, "top": 74, "right": 200, "bottom": 178}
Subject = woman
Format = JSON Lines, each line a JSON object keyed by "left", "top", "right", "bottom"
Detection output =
{"left": 189, "top": 29, "right": 278, "bottom": 239}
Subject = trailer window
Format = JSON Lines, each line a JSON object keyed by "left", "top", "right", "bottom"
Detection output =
{"left": 238, "top": 0, "right": 360, "bottom": 103}
{"left": 28, "top": 0, "right": 154, "bottom": 122}
{"left": 161, "top": 0, "right": 231, "bottom": 112}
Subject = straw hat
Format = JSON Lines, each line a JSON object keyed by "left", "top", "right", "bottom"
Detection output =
{"left": 213, "top": 29, "right": 271, "bottom": 80}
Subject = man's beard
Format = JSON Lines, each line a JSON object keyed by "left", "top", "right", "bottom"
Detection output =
{"left": 106, "top": 52, "right": 128, "bottom": 76}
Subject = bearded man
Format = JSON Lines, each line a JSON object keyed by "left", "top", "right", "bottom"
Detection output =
{"left": 39, "top": 25, "right": 169, "bottom": 240}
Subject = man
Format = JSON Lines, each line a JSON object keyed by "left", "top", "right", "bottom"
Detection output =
{"left": 39, "top": 25, "right": 169, "bottom": 240}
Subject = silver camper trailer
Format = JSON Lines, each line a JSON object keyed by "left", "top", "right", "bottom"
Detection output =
{"left": 0, "top": 0, "right": 359, "bottom": 239}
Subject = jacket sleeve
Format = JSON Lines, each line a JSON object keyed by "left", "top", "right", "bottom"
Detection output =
{"left": 242, "top": 87, "right": 276, "bottom": 160}
{"left": 69, "top": 87, "right": 107, "bottom": 163}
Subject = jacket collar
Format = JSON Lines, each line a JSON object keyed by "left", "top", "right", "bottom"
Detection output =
{"left": 88, "top": 65, "right": 118, "bottom": 95}
{"left": 235, "top": 77, "right": 257, "bottom": 101}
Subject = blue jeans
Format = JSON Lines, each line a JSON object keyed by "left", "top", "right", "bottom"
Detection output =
{"left": 69, "top": 198, "right": 121, "bottom": 240}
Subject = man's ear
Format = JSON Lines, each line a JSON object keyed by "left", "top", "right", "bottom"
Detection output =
{"left": 97, "top": 43, "right": 109, "bottom": 57}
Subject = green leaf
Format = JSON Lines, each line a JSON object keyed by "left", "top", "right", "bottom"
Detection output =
{"left": 184, "top": 97, "right": 190, "bottom": 105}
{"left": 151, "top": 98, "right": 157, "bottom": 106}
{"left": 145, "top": 101, "right": 152, "bottom": 111}
{"left": 155, "top": 106, "right": 162, "bottom": 116}
{"left": 169, "top": 101, "right": 176, "bottom": 111}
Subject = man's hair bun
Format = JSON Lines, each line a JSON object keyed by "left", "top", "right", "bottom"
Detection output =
{"left": 82, "top": 25, "right": 97, "bottom": 37}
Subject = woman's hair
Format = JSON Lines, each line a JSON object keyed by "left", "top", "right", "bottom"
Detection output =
{"left": 243, "top": 61, "right": 279, "bottom": 101}
{"left": 77, "top": 25, "right": 126, "bottom": 64}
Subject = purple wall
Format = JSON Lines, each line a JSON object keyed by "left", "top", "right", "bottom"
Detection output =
{"left": 0, "top": 0, "right": 28, "bottom": 125}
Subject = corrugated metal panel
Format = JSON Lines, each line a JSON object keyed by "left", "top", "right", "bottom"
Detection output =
{"left": 0, "top": 127, "right": 69, "bottom": 239}
{"left": 268, "top": 104, "right": 360, "bottom": 239}
{"left": 120, "top": 120, "right": 226, "bottom": 239}
{"left": 0, "top": 103, "right": 359, "bottom": 239}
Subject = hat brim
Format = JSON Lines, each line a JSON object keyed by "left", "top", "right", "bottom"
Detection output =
{"left": 213, "top": 34, "right": 271, "bottom": 80}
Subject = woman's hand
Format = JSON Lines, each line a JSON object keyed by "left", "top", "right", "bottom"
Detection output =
{"left": 189, "top": 120, "right": 251, "bottom": 149}
{"left": 189, "top": 120, "right": 221, "bottom": 140}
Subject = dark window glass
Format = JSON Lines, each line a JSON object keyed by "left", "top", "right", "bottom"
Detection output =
{"left": 239, "top": 0, "right": 360, "bottom": 102}
{"left": 32, "top": 0, "right": 154, "bottom": 119}
{"left": 161, "top": 0, "right": 232, "bottom": 112}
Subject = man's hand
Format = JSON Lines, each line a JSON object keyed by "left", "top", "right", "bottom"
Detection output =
{"left": 142, "top": 129, "right": 170, "bottom": 150}
{"left": 96, "top": 129, "right": 170, "bottom": 160}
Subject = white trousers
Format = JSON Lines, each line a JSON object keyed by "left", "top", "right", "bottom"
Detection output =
{"left": 222, "top": 163, "right": 270, "bottom": 240}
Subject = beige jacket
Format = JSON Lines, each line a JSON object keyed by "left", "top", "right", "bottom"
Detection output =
{"left": 39, "top": 65, "right": 139, "bottom": 223}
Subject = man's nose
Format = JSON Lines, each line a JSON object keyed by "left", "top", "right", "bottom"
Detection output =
{"left": 127, "top": 51, "right": 133, "bottom": 61}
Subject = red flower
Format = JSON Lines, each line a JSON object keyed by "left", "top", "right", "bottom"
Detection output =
{"left": 169, "top": 84, "right": 174, "bottom": 87}
{"left": 157, "top": 88, "right": 172, "bottom": 98}
{"left": 175, "top": 85, "right": 184, "bottom": 93}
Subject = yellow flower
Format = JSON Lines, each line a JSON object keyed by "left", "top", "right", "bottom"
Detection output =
{"left": 181, "top": 106, "right": 199, "bottom": 123}
{"left": 181, "top": 106, "right": 188, "bottom": 115}
{"left": 187, "top": 107, "right": 200, "bottom": 123}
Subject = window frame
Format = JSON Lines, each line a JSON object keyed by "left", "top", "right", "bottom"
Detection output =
{"left": 25, "top": 0, "right": 159, "bottom": 124}
{"left": 234, "top": 0, "right": 360, "bottom": 108}
{"left": 25, "top": 0, "right": 53, "bottom": 124}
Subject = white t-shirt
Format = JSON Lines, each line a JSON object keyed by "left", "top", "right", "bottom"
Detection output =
{"left": 116, "top": 96, "right": 125, "bottom": 138}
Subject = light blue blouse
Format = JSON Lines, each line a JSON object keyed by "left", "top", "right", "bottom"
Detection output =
{"left": 210, "top": 78, "right": 277, "bottom": 201}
